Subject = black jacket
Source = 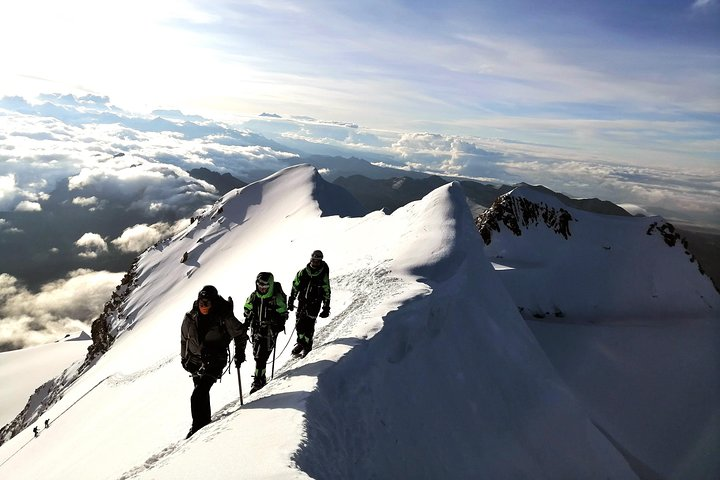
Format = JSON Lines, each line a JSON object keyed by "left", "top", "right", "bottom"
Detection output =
{"left": 244, "top": 275, "right": 288, "bottom": 336}
{"left": 181, "top": 297, "right": 247, "bottom": 375}
{"left": 290, "top": 261, "right": 331, "bottom": 316}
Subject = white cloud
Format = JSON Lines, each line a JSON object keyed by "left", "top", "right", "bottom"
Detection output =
{"left": 74, "top": 232, "right": 108, "bottom": 258}
{"left": 71, "top": 196, "right": 100, "bottom": 207}
{"left": 0, "top": 269, "right": 123, "bottom": 351}
{"left": 66, "top": 158, "right": 220, "bottom": 215}
{"left": 618, "top": 204, "right": 651, "bottom": 217}
{"left": 14, "top": 200, "right": 41, "bottom": 211}
{"left": 0, "top": 219, "right": 23, "bottom": 234}
{"left": 0, "top": 173, "right": 18, "bottom": 210}
{"left": 111, "top": 219, "right": 190, "bottom": 253}
{"left": 692, "top": 0, "right": 716, "bottom": 9}
{"left": 0, "top": 108, "right": 295, "bottom": 218}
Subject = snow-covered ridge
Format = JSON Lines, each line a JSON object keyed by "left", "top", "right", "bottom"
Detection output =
{"left": 2, "top": 166, "right": 718, "bottom": 479}
{"left": 483, "top": 187, "right": 719, "bottom": 321}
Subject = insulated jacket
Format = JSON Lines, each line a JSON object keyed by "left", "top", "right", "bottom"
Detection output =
{"left": 244, "top": 274, "right": 288, "bottom": 335}
{"left": 290, "top": 261, "right": 330, "bottom": 316}
{"left": 181, "top": 296, "right": 247, "bottom": 375}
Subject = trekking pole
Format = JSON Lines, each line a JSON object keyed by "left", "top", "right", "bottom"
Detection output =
{"left": 236, "top": 363, "right": 244, "bottom": 406}
{"left": 271, "top": 333, "right": 279, "bottom": 379}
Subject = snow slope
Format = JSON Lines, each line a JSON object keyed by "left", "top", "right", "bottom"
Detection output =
{"left": 0, "top": 332, "right": 90, "bottom": 427}
{"left": 0, "top": 165, "right": 639, "bottom": 479}
{"left": 484, "top": 186, "right": 720, "bottom": 479}
{"left": 482, "top": 186, "right": 719, "bottom": 321}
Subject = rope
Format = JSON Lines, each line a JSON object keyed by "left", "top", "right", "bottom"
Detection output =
{"left": 0, "top": 374, "right": 112, "bottom": 470}
{"left": 244, "top": 325, "right": 296, "bottom": 368}
{"left": 271, "top": 324, "right": 296, "bottom": 361}
{"left": 226, "top": 323, "right": 296, "bottom": 374}
{"left": 0, "top": 436, "right": 33, "bottom": 469}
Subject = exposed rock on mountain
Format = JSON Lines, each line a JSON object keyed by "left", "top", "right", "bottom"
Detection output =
{"left": 476, "top": 191, "right": 574, "bottom": 244}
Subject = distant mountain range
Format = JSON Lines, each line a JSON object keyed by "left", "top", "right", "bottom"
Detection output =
{"left": 3, "top": 154, "right": 716, "bottom": 293}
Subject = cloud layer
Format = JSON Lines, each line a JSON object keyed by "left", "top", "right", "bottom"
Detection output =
{"left": 2, "top": 93, "right": 716, "bottom": 229}
{"left": 111, "top": 220, "right": 191, "bottom": 253}
{"left": 0, "top": 269, "right": 123, "bottom": 352}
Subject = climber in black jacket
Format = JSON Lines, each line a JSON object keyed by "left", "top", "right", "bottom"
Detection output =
{"left": 180, "top": 285, "right": 247, "bottom": 438}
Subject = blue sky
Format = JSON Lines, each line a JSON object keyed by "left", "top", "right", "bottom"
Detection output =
{"left": 0, "top": 0, "right": 718, "bottom": 222}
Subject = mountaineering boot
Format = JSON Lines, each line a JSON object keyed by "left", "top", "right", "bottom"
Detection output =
{"left": 291, "top": 343, "right": 304, "bottom": 357}
{"left": 185, "top": 420, "right": 211, "bottom": 439}
{"left": 249, "top": 374, "right": 267, "bottom": 394}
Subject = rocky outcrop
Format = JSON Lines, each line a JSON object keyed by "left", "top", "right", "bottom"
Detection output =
{"left": 82, "top": 258, "right": 139, "bottom": 371}
{"left": 476, "top": 193, "right": 574, "bottom": 245}
{"left": 646, "top": 221, "right": 680, "bottom": 247}
{"left": 646, "top": 221, "right": 719, "bottom": 292}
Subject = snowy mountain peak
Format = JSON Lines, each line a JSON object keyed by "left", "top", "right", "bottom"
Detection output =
{"left": 209, "top": 164, "right": 365, "bottom": 220}
{"left": 482, "top": 187, "right": 719, "bottom": 321}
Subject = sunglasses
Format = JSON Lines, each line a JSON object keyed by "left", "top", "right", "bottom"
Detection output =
{"left": 199, "top": 298, "right": 212, "bottom": 307}
{"left": 256, "top": 281, "right": 270, "bottom": 288}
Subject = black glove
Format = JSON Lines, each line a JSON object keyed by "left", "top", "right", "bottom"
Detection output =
{"left": 319, "top": 305, "right": 330, "bottom": 318}
{"left": 234, "top": 351, "right": 245, "bottom": 368}
{"left": 182, "top": 357, "right": 202, "bottom": 374}
{"left": 271, "top": 320, "right": 285, "bottom": 335}
{"left": 288, "top": 296, "right": 295, "bottom": 311}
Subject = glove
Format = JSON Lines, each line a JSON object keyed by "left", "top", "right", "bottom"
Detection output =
{"left": 288, "top": 296, "right": 295, "bottom": 311}
{"left": 319, "top": 305, "right": 330, "bottom": 318}
{"left": 271, "top": 320, "right": 285, "bottom": 335}
{"left": 182, "top": 357, "right": 202, "bottom": 374}
{"left": 234, "top": 351, "right": 245, "bottom": 368}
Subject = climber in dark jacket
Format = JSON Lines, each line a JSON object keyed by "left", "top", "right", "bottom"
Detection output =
{"left": 244, "top": 272, "right": 288, "bottom": 393}
{"left": 288, "top": 250, "right": 331, "bottom": 358}
{"left": 181, "top": 285, "right": 247, "bottom": 438}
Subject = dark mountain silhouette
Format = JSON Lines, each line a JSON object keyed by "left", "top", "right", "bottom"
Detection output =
{"left": 515, "top": 183, "right": 631, "bottom": 217}
{"left": 188, "top": 168, "right": 248, "bottom": 195}
{"left": 332, "top": 173, "right": 632, "bottom": 218}
{"left": 293, "top": 155, "right": 430, "bottom": 181}
{"left": 333, "top": 175, "right": 447, "bottom": 213}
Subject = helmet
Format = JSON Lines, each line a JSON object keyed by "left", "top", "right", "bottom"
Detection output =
{"left": 198, "top": 285, "right": 218, "bottom": 300}
{"left": 310, "top": 250, "right": 324, "bottom": 268}
{"left": 256, "top": 272, "right": 274, "bottom": 290}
